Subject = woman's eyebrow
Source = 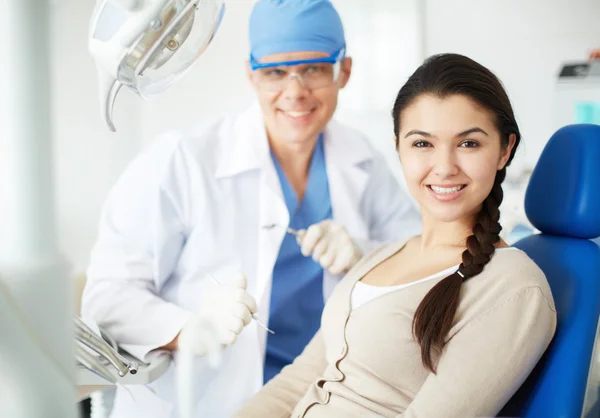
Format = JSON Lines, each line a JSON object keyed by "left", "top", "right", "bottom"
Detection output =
{"left": 404, "top": 130, "right": 432, "bottom": 138}
{"left": 457, "top": 127, "right": 488, "bottom": 137}
{"left": 404, "top": 127, "right": 489, "bottom": 139}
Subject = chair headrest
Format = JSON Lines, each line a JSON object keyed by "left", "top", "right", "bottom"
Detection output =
{"left": 525, "top": 124, "right": 600, "bottom": 239}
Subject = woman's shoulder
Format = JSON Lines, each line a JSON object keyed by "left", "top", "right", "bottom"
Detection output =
{"left": 460, "top": 247, "right": 556, "bottom": 317}
{"left": 486, "top": 247, "right": 548, "bottom": 287}
{"left": 448, "top": 248, "right": 557, "bottom": 340}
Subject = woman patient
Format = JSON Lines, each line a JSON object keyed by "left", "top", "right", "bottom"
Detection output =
{"left": 234, "top": 53, "right": 557, "bottom": 418}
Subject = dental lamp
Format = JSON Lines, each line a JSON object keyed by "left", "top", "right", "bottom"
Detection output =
{"left": 89, "top": 0, "right": 225, "bottom": 131}
{"left": 0, "top": 1, "right": 225, "bottom": 417}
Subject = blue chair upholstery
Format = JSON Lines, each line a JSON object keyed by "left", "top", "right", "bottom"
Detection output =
{"left": 499, "top": 124, "right": 600, "bottom": 417}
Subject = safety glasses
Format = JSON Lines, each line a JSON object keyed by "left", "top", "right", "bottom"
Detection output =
{"left": 250, "top": 47, "right": 346, "bottom": 92}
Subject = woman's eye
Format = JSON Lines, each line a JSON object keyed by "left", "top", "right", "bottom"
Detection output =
{"left": 460, "top": 140, "right": 479, "bottom": 148}
{"left": 413, "top": 140, "right": 431, "bottom": 148}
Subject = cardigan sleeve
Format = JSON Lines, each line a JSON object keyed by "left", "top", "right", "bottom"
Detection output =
{"left": 233, "top": 330, "right": 328, "bottom": 418}
{"left": 401, "top": 286, "right": 556, "bottom": 418}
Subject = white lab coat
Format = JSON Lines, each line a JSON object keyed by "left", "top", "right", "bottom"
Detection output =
{"left": 81, "top": 103, "right": 421, "bottom": 418}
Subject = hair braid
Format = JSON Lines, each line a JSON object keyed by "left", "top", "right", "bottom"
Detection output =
{"left": 413, "top": 169, "right": 507, "bottom": 372}
{"left": 459, "top": 168, "right": 505, "bottom": 278}
{"left": 395, "top": 53, "right": 521, "bottom": 374}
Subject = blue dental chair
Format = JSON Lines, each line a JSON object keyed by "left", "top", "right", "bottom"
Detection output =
{"left": 499, "top": 124, "right": 600, "bottom": 417}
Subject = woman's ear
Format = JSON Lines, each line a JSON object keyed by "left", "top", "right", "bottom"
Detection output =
{"left": 498, "top": 133, "right": 517, "bottom": 170}
{"left": 395, "top": 135, "right": 404, "bottom": 164}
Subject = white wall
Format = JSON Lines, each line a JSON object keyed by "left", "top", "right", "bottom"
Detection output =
{"left": 139, "top": 1, "right": 423, "bottom": 148}
{"left": 6, "top": 0, "right": 598, "bottom": 272}
{"left": 50, "top": 0, "right": 144, "bottom": 272}
{"left": 334, "top": 0, "right": 424, "bottom": 182}
{"left": 138, "top": 0, "right": 256, "bottom": 139}
{"left": 424, "top": 0, "right": 600, "bottom": 173}
{"left": 140, "top": 0, "right": 424, "bottom": 183}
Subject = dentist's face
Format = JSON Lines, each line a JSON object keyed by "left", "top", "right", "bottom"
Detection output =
{"left": 396, "top": 94, "right": 515, "bottom": 223}
{"left": 247, "top": 51, "right": 352, "bottom": 148}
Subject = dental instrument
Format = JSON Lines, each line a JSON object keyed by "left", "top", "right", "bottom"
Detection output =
{"left": 263, "top": 223, "right": 302, "bottom": 238}
{"left": 206, "top": 273, "right": 275, "bottom": 334}
{"left": 74, "top": 316, "right": 139, "bottom": 377}
{"left": 75, "top": 343, "right": 118, "bottom": 385}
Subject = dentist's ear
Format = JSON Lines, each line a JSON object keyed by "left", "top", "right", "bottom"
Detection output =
{"left": 246, "top": 61, "right": 256, "bottom": 89}
{"left": 498, "top": 133, "right": 517, "bottom": 170}
{"left": 338, "top": 57, "right": 353, "bottom": 89}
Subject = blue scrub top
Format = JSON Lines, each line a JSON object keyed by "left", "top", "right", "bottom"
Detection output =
{"left": 264, "top": 135, "right": 332, "bottom": 384}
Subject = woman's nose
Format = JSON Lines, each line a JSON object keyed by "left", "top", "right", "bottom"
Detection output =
{"left": 432, "top": 149, "right": 459, "bottom": 178}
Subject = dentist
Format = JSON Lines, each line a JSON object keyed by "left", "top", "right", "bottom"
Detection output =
{"left": 81, "top": 0, "right": 421, "bottom": 417}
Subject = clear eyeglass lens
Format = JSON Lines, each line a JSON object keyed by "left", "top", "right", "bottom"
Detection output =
{"left": 254, "top": 62, "right": 341, "bottom": 92}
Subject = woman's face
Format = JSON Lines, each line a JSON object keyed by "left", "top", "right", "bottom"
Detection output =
{"left": 396, "top": 94, "right": 515, "bottom": 224}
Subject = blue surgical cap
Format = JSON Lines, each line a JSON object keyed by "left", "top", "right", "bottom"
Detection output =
{"left": 249, "top": 0, "right": 346, "bottom": 61}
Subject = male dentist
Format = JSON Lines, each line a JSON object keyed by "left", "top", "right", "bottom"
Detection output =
{"left": 82, "top": 1, "right": 421, "bottom": 417}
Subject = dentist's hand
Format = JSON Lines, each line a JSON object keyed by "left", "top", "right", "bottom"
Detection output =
{"left": 297, "top": 220, "right": 363, "bottom": 275}
{"left": 179, "top": 274, "right": 257, "bottom": 356}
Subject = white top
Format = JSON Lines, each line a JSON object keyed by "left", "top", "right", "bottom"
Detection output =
{"left": 351, "top": 248, "right": 518, "bottom": 310}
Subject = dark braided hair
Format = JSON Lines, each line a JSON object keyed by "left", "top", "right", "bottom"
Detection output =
{"left": 392, "top": 53, "right": 521, "bottom": 373}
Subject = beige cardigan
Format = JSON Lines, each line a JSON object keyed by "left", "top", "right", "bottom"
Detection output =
{"left": 234, "top": 240, "right": 556, "bottom": 418}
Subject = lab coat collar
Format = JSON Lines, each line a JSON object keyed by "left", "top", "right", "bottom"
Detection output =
{"left": 215, "top": 102, "right": 270, "bottom": 179}
{"left": 215, "top": 102, "right": 375, "bottom": 179}
{"left": 322, "top": 118, "right": 374, "bottom": 168}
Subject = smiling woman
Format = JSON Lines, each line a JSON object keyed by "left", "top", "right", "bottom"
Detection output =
{"left": 391, "top": 54, "right": 521, "bottom": 371}
{"left": 396, "top": 94, "right": 515, "bottom": 224}
{"left": 234, "top": 53, "right": 556, "bottom": 418}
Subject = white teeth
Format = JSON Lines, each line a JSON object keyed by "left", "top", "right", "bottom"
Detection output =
{"left": 285, "top": 111, "right": 311, "bottom": 117}
{"left": 430, "top": 185, "right": 464, "bottom": 194}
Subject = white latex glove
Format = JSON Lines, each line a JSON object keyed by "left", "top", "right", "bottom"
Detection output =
{"left": 178, "top": 274, "right": 257, "bottom": 356}
{"left": 297, "top": 220, "right": 363, "bottom": 275}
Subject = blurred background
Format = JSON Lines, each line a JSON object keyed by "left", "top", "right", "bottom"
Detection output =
{"left": 2, "top": 0, "right": 599, "bottom": 279}
{"left": 1, "top": 1, "right": 600, "bottom": 417}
